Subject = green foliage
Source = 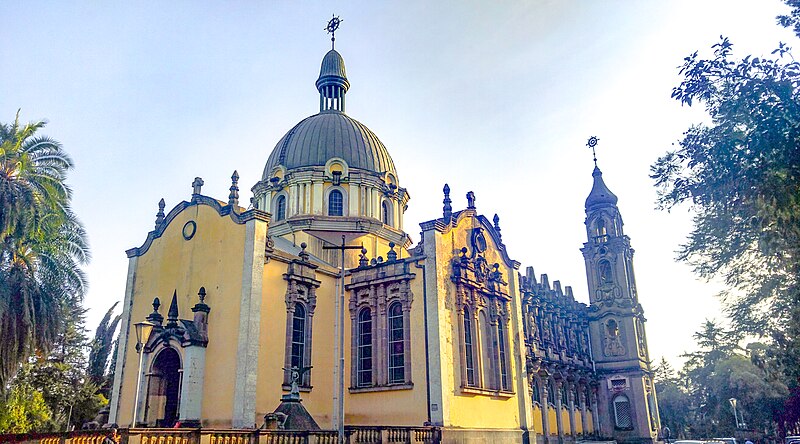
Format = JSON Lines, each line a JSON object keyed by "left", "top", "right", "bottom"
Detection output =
{"left": 87, "top": 302, "right": 121, "bottom": 396}
{"left": 654, "top": 357, "right": 692, "bottom": 438}
{"left": 0, "top": 380, "right": 51, "bottom": 433}
{"left": 0, "top": 295, "right": 116, "bottom": 432}
{"left": 0, "top": 111, "right": 90, "bottom": 389}
{"left": 656, "top": 322, "right": 789, "bottom": 438}
{"left": 651, "top": 36, "right": 800, "bottom": 337}
{"left": 652, "top": 2, "right": 800, "bottom": 434}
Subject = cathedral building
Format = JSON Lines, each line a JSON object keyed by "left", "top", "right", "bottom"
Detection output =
{"left": 108, "top": 31, "right": 661, "bottom": 444}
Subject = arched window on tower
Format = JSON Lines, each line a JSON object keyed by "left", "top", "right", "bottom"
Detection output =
{"left": 387, "top": 303, "right": 404, "bottom": 384}
{"left": 357, "top": 308, "right": 373, "bottom": 387}
{"left": 613, "top": 394, "right": 633, "bottom": 429}
{"left": 328, "top": 189, "right": 344, "bottom": 216}
{"left": 382, "top": 200, "right": 393, "bottom": 227}
{"left": 275, "top": 195, "right": 286, "bottom": 221}
{"left": 595, "top": 218, "right": 608, "bottom": 243}
{"left": 599, "top": 260, "right": 613, "bottom": 286}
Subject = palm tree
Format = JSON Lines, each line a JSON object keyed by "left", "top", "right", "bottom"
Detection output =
{"left": 0, "top": 111, "right": 89, "bottom": 390}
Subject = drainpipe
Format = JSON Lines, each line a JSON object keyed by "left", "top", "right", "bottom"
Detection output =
{"left": 414, "top": 259, "right": 432, "bottom": 425}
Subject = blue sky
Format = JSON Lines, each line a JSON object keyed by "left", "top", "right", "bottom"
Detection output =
{"left": 1, "top": 1, "right": 794, "bottom": 366}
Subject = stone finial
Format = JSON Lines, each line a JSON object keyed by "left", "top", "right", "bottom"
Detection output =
{"left": 147, "top": 297, "right": 164, "bottom": 326}
{"left": 192, "top": 177, "right": 204, "bottom": 196}
{"left": 198, "top": 286, "right": 207, "bottom": 304}
{"left": 387, "top": 242, "right": 398, "bottom": 262}
{"left": 155, "top": 198, "right": 165, "bottom": 229}
{"left": 443, "top": 184, "right": 452, "bottom": 221}
{"left": 228, "top": 170, "right": 240, "bottom": 207}
{"left": 493, "top": 213, "right": 502, "bottom": 240}
{"left": 359, "top": 247, "right": 369, "bottom": 268}
{"left": 299, "top": 242, "right": 310, "bottom": 262}
{"left": 166, "top": 290, "right": 179, "bottom": 328}
{"left": 192, "top": 287, "right": 210, "bottom": 343}
{"left": 466, "top": 191, "right": 476, "bottom": 209}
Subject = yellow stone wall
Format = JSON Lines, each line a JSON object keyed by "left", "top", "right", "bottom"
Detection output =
{"left": 117, "top": 204, "right": 247, "bottom": 427}
{"left": 428, "top": 211, "right": 526, "bottom": 430}
{"left": 252, "top": 232, "right": 429, "bottom": 427}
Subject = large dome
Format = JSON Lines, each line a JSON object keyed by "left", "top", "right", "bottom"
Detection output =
{"left": 262, "top": 48, "right": 398, "bottom": 181}
{"left": 262, "top": 111, "right": 397, "bottom": 179}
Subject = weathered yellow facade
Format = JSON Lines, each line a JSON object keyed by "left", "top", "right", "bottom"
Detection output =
{"left": 108, "top": 39, "right": 660, "bottom": 444}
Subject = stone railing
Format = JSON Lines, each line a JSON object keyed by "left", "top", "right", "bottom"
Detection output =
{"left": 0, "top": 426, "right": 441, "bottom": 444}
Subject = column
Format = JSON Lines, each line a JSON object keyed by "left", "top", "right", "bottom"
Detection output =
{"left": 179, "top": 346, "right": 206, "bottom": 426}
{"left": 590, "top": 385, "right": 600, "bottom": 438}
{"left": 349, "top": 183, "right": 360, "bottom": 216}
{"left": 540, "top": 376, "right": 552, "bottom": 444}
{"left": 554, "top": 379, "right": 565, "bottom": 444}
{"left": 567, "top": 380, "right": 577, "bottom": 439}
{"left": 579, "top": 383, "right": 588, "bottom": 437}
{"left": 231, "top": 217, "right": 268, "bottom": 428}
{"left": 312, "top": 183, "right": 324, "bottom": 214}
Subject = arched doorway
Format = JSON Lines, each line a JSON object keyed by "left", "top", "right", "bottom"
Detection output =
{"left": 145, "top": 347, "right": 181, "bottom": 427}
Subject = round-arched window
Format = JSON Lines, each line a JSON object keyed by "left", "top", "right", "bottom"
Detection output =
{"left": 357, "top": 308, "right": 372, "bottom": 387}
{"left": 328, "top": 189, "right": 344, "bottom": 216}
{"left": 613, "top": 394, "right": 633, "bottom": 428}
{"left": 382, "top": 200, "right": 392, "bottom": 226}
{"left": 290, "top": 304, "right": 306, "bottom": 370}
{"left": 275, "top": 195, "right": 287, "bottom": 221}
{"left": 388, "top": 303, "right": 404, "bottom": 383}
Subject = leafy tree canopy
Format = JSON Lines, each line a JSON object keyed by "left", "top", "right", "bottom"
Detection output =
{"left": 651, "top": 35, "right": 800, "bottom": 337}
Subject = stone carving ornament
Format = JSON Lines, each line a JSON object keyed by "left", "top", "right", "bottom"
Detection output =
{"left": 603, "top": 318, "right": 626, "bottom": 357}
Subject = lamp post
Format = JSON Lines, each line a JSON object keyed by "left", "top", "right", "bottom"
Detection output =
{"left": 729, "top": 397, "right": 740, "bottom": 429}
{"left": 132, "top": 320, "right": 155, "bottom": 427}
{"left": 323, "top": 236, "right": 363, "bottom": 444}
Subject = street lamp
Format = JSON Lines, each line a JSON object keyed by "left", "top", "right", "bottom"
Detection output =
{"left": 729, "top": 397, "right": 740, "bottom": 429}
{"left": 132, "top": 320, "right": 155, "bottom": 427}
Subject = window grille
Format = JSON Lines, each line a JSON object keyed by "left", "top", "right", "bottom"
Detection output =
{"left": 328, "top": 190, "right": 343, "bottom": 216}
{"left": 613, "top": 395, "right": 633, "bottom": 429}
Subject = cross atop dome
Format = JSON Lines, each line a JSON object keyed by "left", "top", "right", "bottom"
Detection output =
{"left": 325, "top": 15, "right": 342, "bottom": 50}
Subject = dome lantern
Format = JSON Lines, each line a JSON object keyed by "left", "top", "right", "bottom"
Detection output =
{"left": 316, "top": 50, "right": 350, "bottom": 112}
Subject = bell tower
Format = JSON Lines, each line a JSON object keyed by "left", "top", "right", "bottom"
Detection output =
{"left": 580, "top": 151, "right": 660, "bottom": 443}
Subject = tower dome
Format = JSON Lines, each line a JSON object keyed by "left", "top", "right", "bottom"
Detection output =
{"left": 252, "top": 41, "right": 409, "bottom": 249}
{"left": 261, "top": 48, "right": 397, "bottom": 180}
{"left": 585, "top": 166, "right": 618, "bottom": 211}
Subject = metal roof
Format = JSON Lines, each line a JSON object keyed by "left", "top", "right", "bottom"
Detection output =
{"left": 262, "top": 110, "right": 397, "bottom": 179}
{"left": 585, "top": 166, "right": 618, "bottom": 210}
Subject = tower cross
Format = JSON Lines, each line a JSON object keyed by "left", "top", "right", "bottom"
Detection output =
{"left": 326, "top": 15, "right": 342, "bottom": 50}
{"left": 586, "top": 136, "right": 599, "bottom": 167}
